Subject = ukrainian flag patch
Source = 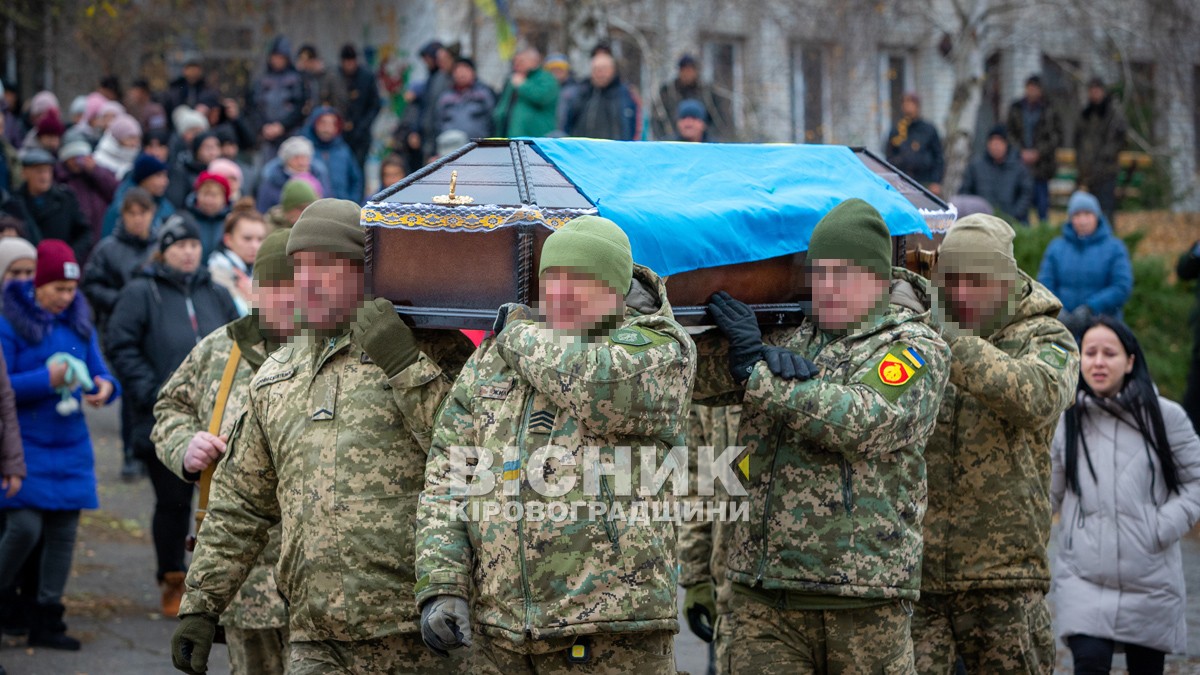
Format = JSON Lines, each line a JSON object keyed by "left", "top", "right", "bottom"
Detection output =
{"left": 502, "top": 459, "right": 521, "bottom": 482}
{"left": 1038, "top": 342, "right": 1071, "bottom": 369}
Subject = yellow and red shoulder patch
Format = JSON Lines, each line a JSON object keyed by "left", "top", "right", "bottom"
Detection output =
{"left": 862, "top": 345, "right": 928, "bottom": 402}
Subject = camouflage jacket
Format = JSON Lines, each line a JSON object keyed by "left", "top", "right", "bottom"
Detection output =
{"left": 678, "top": 404, "right": 741, "bottom": 614}
{"left": 179, "top": 327, "right": 474, "bottom": 641}
{"left": 416, "top": 266, "right": 696, "bottom": 651}
{"left": 693, "top": 268, "right": 950, "bottom": 601}
{"left": 921, "top": 274, "right": 1079, "bottom": 593}
{"left": 151, "top": 315, "right": 287, "bottom": 629}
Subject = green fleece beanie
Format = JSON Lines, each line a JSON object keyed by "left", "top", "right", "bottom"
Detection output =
{"left": 936, "top": 214, "right": 1018, "bottom": 278}
{"left": 253, "top": 228, "right": 293, "bottom": 284}
{"left": 280, "top": 178, "right": 318, "bottom": 212}
{"left": 286, "top": 199, "right": 364, "bottom": 262}
{"left": 806, "top": 198, "right": 892, "bottom": 278}
{"left": 539, "top": 215, "right": 633, "bottom": 293}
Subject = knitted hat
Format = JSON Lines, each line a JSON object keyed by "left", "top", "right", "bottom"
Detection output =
{"left": 158, "top": 215, "right": 201, "bottom": 254}
{"left": 67, "top": 96, "right": 88, "bottom": 121}
{"left": 806, "top": 198, "right": 892, "bottom": 278}
{"left": 191, "top": 130, "right": 219, "bottom": 157}
{"left": 544, "top": 53, "right": 569, "bottom": 71}
{"left": 193, "top": 171, "right": 231, "bottom": 202}
{"left": 131, "top": 153, "right": 168, "bottom": 185}
{"left": 36, "top": 112, "right": 65, "bottom": 136}
{"left": 20, "top": 148, "right": 56, "bottom": 167}
{"left": 96, "top": 100, "right": 126, "bottom": 121}
{"left": 1067, "top": 190, "right": 1102, "bottom": 218}
{"left": 278, "top": 136, "right": 314, "bottom": 163}
{"left": 280, "top": 178, "right": 318, "bottom": 212}
{"left": 538, "top": 215, "right": 633, "bottom": 293}
{"left": 987, "top": 124, "right": 1007, "bottom": 141}
{"left": 676, "top": 99, "right": 706, "bottom": 121}
{"left": 286, "top": 199, "right": 364, "bottom": 261}
{"left": 0, "top": 238, "right": 37, "bottom": 278}
{"left": 172, "top": 106, "right": 209, "bottom": 135}
{"left": 936, "top": 214, "right": 1018, "bottom": 277}
{"left": 59, "top": 141, "right": 92, "bottom": 162}
{"left": 108, "top": 113, "right": 142, "bottom": 143}
{"left": 29, "top": 91, "right": 60, "bottom": 119}
{"left": 207, "top": 158, "right": 243, "bottom": 187}
{"left": 34, "top": 240, "right": 80, "bottom": 288}
{"left": 253, "top": 228, "right": 293, "bottom": 284}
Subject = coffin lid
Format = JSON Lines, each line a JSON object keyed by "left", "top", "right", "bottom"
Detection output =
{"left": 365, "top": 139, "right": 954, "bottom": 279}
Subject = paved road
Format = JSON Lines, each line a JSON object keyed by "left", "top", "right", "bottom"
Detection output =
{"left": 3, "top": 402, "right": 1200, "bottom": 673}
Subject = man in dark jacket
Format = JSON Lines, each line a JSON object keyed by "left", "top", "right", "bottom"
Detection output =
{"left": 162, "top": 56, "right": 218, "bottom": 129}
{"left": 960, "top": 126, "right": 1034, "bottom": 225}
{"left": 247, "top": 36, "right": 308, "bottom": 159}
{"left": 884, "top": 93, "right": 944, "bottom": 194}
{"left": 565, "top": 52, "right": 637, "bottom": 141}
{"left": 653, "top": 53, "right": 733, "bottom": 141}
{"left": 9, "top": 149, "right": 91, "bottom": 260}
{"left": 1075, "top": 78, "right": 1127, "bottom": 224}
{"left": 1006, "top": 75, "right": 1063, "bottom": 224}
{"left": 436, "top": 58, "right": 495, "bottom": 142}
{"left": 56, "top": 141, "right": 118, "bottom": 250}
{"left": 336, "top": 44, "right": 382, "bottom": 169}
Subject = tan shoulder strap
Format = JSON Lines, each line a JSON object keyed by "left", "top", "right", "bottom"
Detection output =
{"left": 194, "top": 342, "right": 242, "bottom": 535}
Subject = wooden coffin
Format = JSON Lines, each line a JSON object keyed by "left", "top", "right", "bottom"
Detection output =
{"left": 364, "top": 140, "right": 953, "bottom": 330}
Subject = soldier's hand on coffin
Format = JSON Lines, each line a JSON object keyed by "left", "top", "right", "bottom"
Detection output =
{"left": 707, "top": 291, "right": 763, "bottom": 384}
{"left": 763, "top": 346, "right": 819, "bottom": 381}
{"left": 492, "top": 302, "right": 533, "bottom": 335}
{"left": 420, "top": 595, "right": 473, "bottom": 657}
{"left": 352, "top": 297, "right": 419, "bottom": 377}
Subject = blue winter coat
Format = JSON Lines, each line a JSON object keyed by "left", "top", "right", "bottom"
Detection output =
{"left": 1037, "top": 217, "right": 1133, "bottom": 318}
{"left": 0, "top": 282, "right": 119, "bottom": 511}
{"left": 254, "top": 156, "right": 334, "bottom": 213}
{"left": 303, "top": 106, "right": 364, "bottom": 204}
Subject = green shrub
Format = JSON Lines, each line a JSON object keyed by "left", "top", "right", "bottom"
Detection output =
{"left": 1013, "top": 223, "right": 1194, "bottom": 400}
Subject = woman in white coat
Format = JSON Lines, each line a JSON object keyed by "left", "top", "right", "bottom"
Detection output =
{"left": 1051, "top": 316, "right": 1200, "bottom": 674}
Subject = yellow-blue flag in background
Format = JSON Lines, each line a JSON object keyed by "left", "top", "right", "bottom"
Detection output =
{"left": 474, "top": 0, "right": 517, "bottom": 61}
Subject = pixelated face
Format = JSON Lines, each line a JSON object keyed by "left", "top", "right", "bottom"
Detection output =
{"left": 294, "top": 251, "right": 363, "bottom": 331}
{"left": 1080, "top": 324, "right": 1133, "bottom": 398}
{"left": 164, "top": 238, "right": 202, "bottom": 273}
{"left": 3, "top": 258, "right": 35, "bottom": 283}
{"left": 196, "top": 137, "right": 221, "bottom": 165}
{"left": 121, "top": 204, "right": 153, "bottom": 239}
{"left": 145, "top": 139, "right": 170, "bottom": 164}
{"left": 256, "top": 279, "right": 297, "bottom": 336}
{"left": 225, "top": 218, "right": 266, "bottom": 263}
{"left": 806, "top": 259, "right": 888, "bottom": 331}
{"left": 285, "top": 154, "right": 311, "bottom": 175}
{"left": 937, "top": 269, "right": 1014, "bottom": 331}
{"left": 195, "top": 182, "right": 227, "bottom": 216}
{"left": 1071, "top": 210, "right": 1099, "bottom": 237}
{"left": 23, "top": 165, "right": 53, "bottom": 195}
{"left": 987, "top": 136, "right": 1009, "bottom": 161}
{"left": 540, "top": 269, "right": 623, "bottom": 332}
{"left": 315, "top": 114, "right": 339, "bottom": 142}
{"left": 35, "top": 280, "right": 78, "bottom": 315}
{"left": 142, "top": 171, "right": 169, "bottom": 197}
{"left": 677, "top": 116, "right": 706, "bottom": 142}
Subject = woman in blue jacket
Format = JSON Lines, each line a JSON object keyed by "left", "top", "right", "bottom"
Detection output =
{"left": 0, "top": 239, "right": 118, "bottom": 650}
{"left": 1038, "top": 190, "right": 1133, "bottom": 334}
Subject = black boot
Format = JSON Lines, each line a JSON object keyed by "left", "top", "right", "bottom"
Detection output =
{"left": 27, "top": 602, "right": 80, "bottom": 651}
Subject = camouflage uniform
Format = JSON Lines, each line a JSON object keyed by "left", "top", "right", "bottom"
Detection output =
{"left": 691, "top": 268, "right": 950, "bottom": 674}
{"left": 152, "top": 316, "right": 291, "bottom": 674}
{"left": 913, "top": 274, "right": 1078, "bottom": 674}
{"left": 178, "top": 327, "right": 474, "bottom": 673}
{"left": 680, "top": 403, "right": 741, "bottom": 675}
{"left": 416, "top": 266, "right": 696, "bottom": 672}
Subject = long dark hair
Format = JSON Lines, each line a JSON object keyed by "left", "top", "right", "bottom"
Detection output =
{"left": 1064, "top": 315, "right": 1180, "bottom": 497}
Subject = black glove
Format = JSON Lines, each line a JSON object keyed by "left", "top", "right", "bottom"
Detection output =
{"left": 171, "top": 612, "right": 218, "bottom": 674}
{"left": 707, "top": 291, "right": 763, "bottom": 384}
{"left": 420, "top": 595, "right": 473, "bottom": 657}
{"left": 763, "top": 346, "right": 819, "bottom": 381}
{"left": 683, "top": 582, "right": 717, "bottom": 643}
{"left": 492, "top": 302, "right": 533, "bottom": 335}
{"left": 352, "top": 298, "right": 419, "bottom": 377}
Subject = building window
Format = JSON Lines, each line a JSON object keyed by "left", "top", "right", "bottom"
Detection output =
{"left": 791, "top": 44, "right": 828, "bottom": 143}
{"left": 1124, "top": 61, "right": 1156, "bottom": 144}
{"left": 702, "top": 37, "right": 744, "bottom": 132}
{"left": 878, "top": 51, "right": 913, "bottom": 143}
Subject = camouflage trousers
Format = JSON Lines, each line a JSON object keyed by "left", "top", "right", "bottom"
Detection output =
{"left": 472, "top": 630, "right": 678, "bottom": 675}
{"left": 288, "top": 632, "right": 465, "bottom": 674}
{"left": 911, "top": 589, "right": 1053, "bottom": 675}
{"left": 714, "top": 613, "right": 733, "bottom": 675}
{"left": 225, "top": 625, "right": 289, "bottom": 675}
{"left": 722, "top": 592, "right": 915, "bottom": 674}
